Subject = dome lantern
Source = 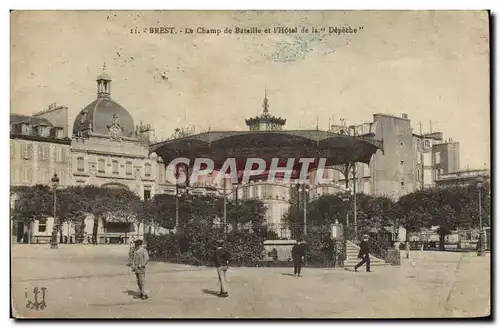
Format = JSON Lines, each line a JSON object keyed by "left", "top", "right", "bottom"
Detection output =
{"left": 96, "top": 62, "right": 112, "bottom": 98}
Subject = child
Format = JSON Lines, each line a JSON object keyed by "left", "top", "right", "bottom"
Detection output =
{"left": 131, "top": 239, "right": 149, "bottom": 300}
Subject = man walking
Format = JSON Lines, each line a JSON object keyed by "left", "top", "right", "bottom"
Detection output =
{"left": 131, "top": 239, "right": 149, "bottom": 300}
{"left": 292, "top": 239, "right": 306, "bottom": 277}
{"left": 354, "top": 234, "right": 371, "bottom": 272}
{"left": 213, "top": 240, "right": 231, "bottom": 298}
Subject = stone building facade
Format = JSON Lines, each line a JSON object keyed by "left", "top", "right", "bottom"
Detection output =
{"left": 11, "top": 66, "right": 162, "bottom": 243}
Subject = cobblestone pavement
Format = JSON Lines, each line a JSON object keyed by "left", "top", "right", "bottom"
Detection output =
{"left": 11, "top": 245, "right": 490, "bottom": 318}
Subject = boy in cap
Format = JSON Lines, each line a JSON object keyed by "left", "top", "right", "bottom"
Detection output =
{"left": 213, "top": 239, "right": 231, "bottom": 297}
{"left": 131, "top": 239, "right": 149, "bottom": 300}
{"left": 354, "top": 234, "right": 371, "bottom": 272}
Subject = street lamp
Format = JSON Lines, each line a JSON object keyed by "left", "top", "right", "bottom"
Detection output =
{"left": 215, "top": 180, "right": 239, "bottom": 238}
{"left": 298, "top": 184, "right": 310, "bottom": 236}
{"left": 477, "top": 177, "right": 485, "bottom": 256}
{"left": 50, "top": 173, "right": 59, "bottom": 249}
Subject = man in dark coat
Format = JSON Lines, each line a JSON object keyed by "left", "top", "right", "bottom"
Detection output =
{"left": 354, "top": 234, "right": 371, "bottom": 272}
{"left": 213, "top": 240, "right": 231, "bottom": 297}
{"left": 291, "top": 239, "right": 306, "bottom": 277}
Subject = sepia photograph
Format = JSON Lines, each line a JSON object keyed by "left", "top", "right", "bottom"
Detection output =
{"left": 9, "top": 9, "right": 491, "bottom": 319}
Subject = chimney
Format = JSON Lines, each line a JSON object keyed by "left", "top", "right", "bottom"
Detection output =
{"left": 402, "top": 113, "right": 408, "bottom": 119}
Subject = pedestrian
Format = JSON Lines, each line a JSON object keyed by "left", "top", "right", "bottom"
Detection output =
{"left": 213, "top": 239, "right": 231, "bottom": 298}
{"left": 354, "top": 234, "right": 371, "bottom": 272}
{"left": 291, "top": 239, "right": 306, "bottom": 277}
{"left": 405, "top": 241, "right": 410, "bottom": 259}
{"left": 131, "top": 239, "right": 149, "bottom": 300}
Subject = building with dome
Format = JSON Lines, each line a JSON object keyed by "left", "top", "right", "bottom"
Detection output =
{"left": 11, "top": 65, "right": 162, "bottom": 244}
{"left": 71, "top": 64, "right": 159, "bottom": 201}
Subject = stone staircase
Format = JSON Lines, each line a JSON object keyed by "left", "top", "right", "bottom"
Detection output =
{"left": 344, "top": 240, "right": 390, "bottom": 268}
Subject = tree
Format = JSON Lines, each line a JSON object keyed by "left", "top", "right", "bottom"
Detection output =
{"left": 11, "top": 185, "right": 53, "bottom": 243}
{"left": 397, "top": 184, "right": 492, "bottom": 251}
{"left": 143, "top": 194, "right": 176, "bottom": 231}
{"left": 283, "top": 193, "right": 397, "bottom": 239}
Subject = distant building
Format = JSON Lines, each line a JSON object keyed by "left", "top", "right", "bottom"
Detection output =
{"left": 435, "top": 168, "right": 490, "bottom": 187}
{"left": 432, "top": 139, "right": 460, "bottom": 179}
{"left": 10, "top": 105, "right": 72, "bottom": 187}
{"left": 10, "top": 104, "right": 72, "bottom": 243}
{"left": 412, "top": 131, "right": 443, "bottom": 189}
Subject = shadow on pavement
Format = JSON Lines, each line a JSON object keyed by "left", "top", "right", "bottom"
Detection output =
{"left": 280, "top": 273, "right": 296, "bottom": 277}
{"left": 202, "top": 289, "right": 221, "bottom": 297}
{"left": 124, "top": 290, "right": 141, "bottom": 297}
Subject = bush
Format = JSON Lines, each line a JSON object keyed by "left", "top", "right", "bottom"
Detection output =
{"left": 146, "top": 227, "right": 265, "bottom": 267}
{"left": 304, "top": 227, "right": 336, "bottom": 266}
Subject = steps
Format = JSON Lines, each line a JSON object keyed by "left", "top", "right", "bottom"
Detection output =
{"left": 344, "top": 240, "right": 390, "bottom": 267}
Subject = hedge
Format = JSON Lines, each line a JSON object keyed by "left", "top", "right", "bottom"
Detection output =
{"left": 146, "top": 227, "right": 266, "bottom": 267}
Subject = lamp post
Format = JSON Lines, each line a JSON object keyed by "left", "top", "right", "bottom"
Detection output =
{"left": 50, "top": 173, "right": 59, "bottom": 249}
{"left": 298, "top": 184, "right": 310, "bottom": 236}
{"left": 477, "top": 177, "right": 485, "bottom": 256}
{"left": 216, "top": 180, "right": 239, "bottom": 238}
{"left": 341, "top": 188, "right": 351, "bottom": 230}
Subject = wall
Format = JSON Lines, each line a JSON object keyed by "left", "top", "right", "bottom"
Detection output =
{"left": 371, "top": 114, "right": 416, "bottom": 198}
{"left": 10, "top": 138, "right": 71, "bottom": 187}
{"left": 71, "top": 133, "right": 159, "bottom": 199}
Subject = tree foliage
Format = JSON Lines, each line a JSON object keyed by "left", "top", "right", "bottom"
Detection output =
{"left": 283, "top": 193, "right": 397, "bottom": 236}
{"left": 397, "top": 184, "right": 491, "bottom": 250}
{"left": 146, "top": 194, "right": 268, "bottom": 266}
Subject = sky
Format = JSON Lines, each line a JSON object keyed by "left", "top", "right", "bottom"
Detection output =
{"left": 10, "top": 10, "right": 490, "bottom": 170}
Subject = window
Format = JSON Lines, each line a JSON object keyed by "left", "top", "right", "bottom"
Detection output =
{"left": 38, "top": 145, "right": 49, "bottom": 161}
{"left": 112, "top": 160, "right": 119, "bottom": 174}
{"left": 158, "top": 164, "right": 165, "bottom": 181}
{"left": 38, "top": 127, "right": 49, "bottom": 137}
{"left": 77, "top": 157, "right": 85, "bottom": 172}
{"left": 145, "top": 163, "right": 151, "bottom": 177}
{"left": 98, "top": 159, "right": 106, "bottom": 173}
{"left": 243, "top": 186, "right": 249, "bottom": 199}
{"left": 126, "top": 161, "right": 132, "bottom": 175}
{"left": 10, "top": 141, "right": 15, "bottom": 159}
{"left": 400, "top": 161, "right": 404, "bottom": 166}
{"left": 424, "top": 140, "right": 430, "bottom": 148}
{"left": 21, "top": 124, "right": 31, "bottom": 135}
{"left": 23, "top": 167, "right": 33, "bottom": 183}
{"left": 80, "top": 112, "right": 87, "bottom": 124}
{"left": 144, "top": 189, "right": 151, "bottom": 201}
{"left": 38, "top": 218, "right": 47, "bottom": 232}
{"left": 21, "top": 144, "right": 33, "bottom": 159}
{"left": 56, "top": 129, "right": 64, "bottom": 139}
{"left": 417, "top": 168, "right": 421, "bottom": 182}
{"left": 38, "top": 169, "right": 49, "bottom": 184}
{"left": 400, "top": 181, "right": 405, "bottom": 190}
{"left": 434, "top": 152, "right": 441, "bottom": 164}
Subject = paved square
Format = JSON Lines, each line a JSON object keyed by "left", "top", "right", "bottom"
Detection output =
{"left": 11, "top": 244, "right": 490, "bottom": 318}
